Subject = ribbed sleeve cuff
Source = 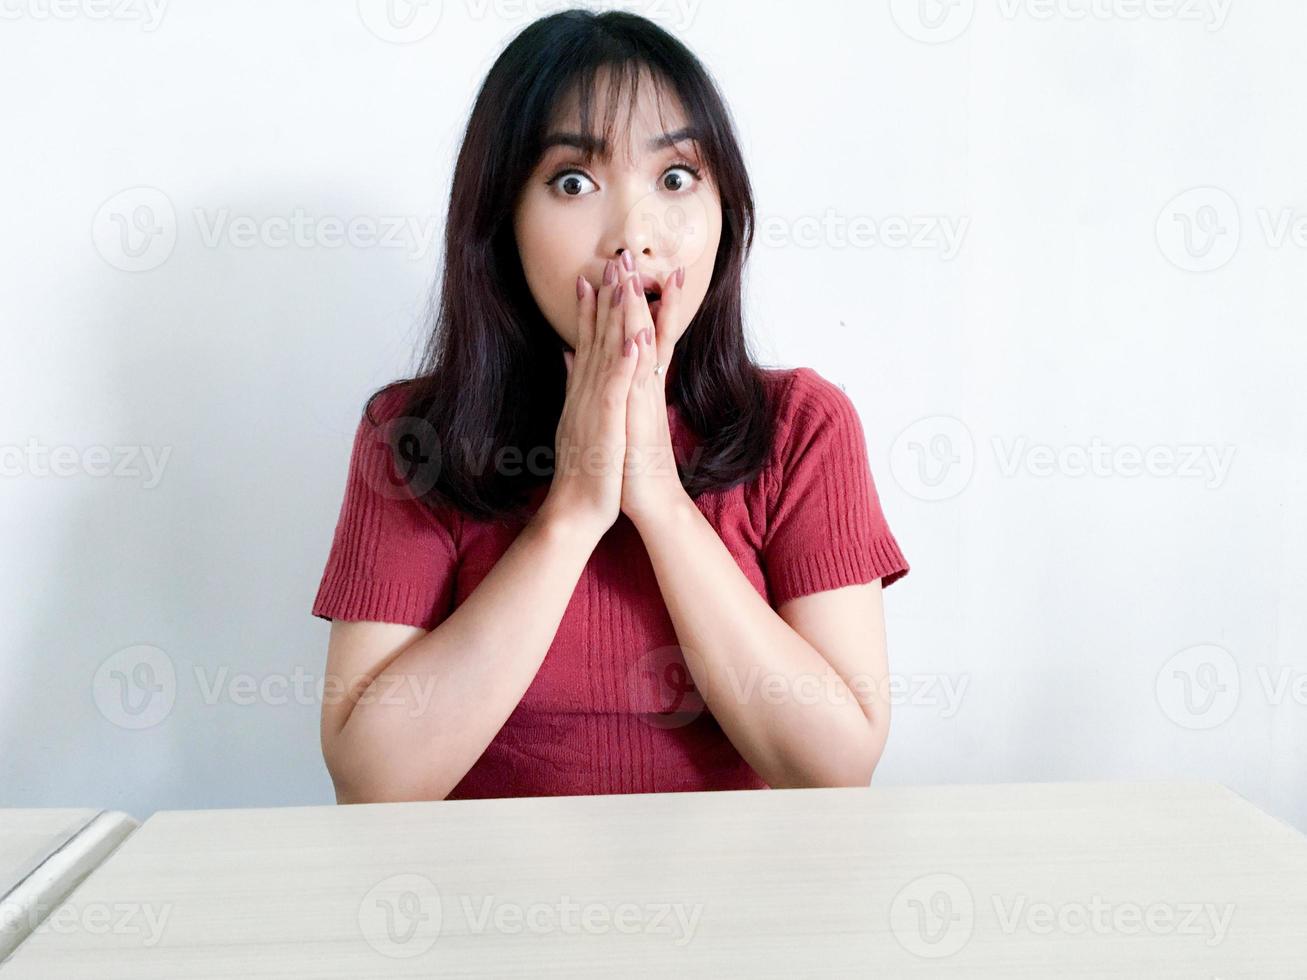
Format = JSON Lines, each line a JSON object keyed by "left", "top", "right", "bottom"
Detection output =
{"left": 767, "top": 533, "right": 910, "bottom": 607}
{"left": 311, "top": 574, "right": 438, "bottom": 630}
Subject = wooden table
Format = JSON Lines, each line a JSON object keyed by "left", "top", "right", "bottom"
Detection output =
{"left": 0, "top": 809, "right": 138, "bottom": 961}
{"left": 2, "top": 781, "right": 1304, "bottom": 976}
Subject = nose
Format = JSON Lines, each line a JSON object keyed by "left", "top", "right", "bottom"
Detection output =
{"left": 604, "top": 177, "right": 659, "bottom": 266}
{"left": 611, "top": 236, "right": 654, "bottom": 269}
{"left": 614, "top": 246, "right": 653, "bottom": 269}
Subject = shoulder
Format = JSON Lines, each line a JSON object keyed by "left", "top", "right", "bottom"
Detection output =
{"left": 345, "top": 380, "right": 418, "bottom": 478}
{"left": 346, "top": 379, "right": 459, "bottom": 529}
{"left": 350, "top": 380, "right": 434, "bottom": 476}
{"left": 361, "top": 379, "right": 419, "bottom": 430}
{"left": 760, "top": 366, "right": 862, "bottom": 458}
{"left": 761, "top": 365, "right": 856, "bottom": 418}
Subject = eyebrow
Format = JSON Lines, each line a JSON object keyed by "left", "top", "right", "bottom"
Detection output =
{"left": 539, "top": 126, "right": 702, "bottom": 158}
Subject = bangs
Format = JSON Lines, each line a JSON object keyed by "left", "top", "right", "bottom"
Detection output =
{"left": 386, "top": 9, "right": 763, "bottom": 520}
{"left": 533, "top": 58, "right": 717, "bottom": 181}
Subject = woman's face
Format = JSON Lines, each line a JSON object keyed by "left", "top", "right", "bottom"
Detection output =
{"left": 513, "top": 73, "right": 722, "bottom": 360}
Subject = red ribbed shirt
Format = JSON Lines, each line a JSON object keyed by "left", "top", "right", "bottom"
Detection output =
{"left": 311, "top": 366, "right": 910, "bottom": 799}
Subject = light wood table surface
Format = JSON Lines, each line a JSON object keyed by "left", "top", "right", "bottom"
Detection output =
{"left": 0, "top": 808, "right": 138, "bottom": 962}
{"left": 2, "top": 781, "right": 1304, "bottom": 977}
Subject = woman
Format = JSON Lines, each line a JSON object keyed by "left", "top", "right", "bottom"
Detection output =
{"left": 312, "top": 9, "right": 910, "bottom": 802}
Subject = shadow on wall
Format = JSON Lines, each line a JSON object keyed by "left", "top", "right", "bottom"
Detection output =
{"left": 0, "top": 182, "right": 439, "bottom": 816}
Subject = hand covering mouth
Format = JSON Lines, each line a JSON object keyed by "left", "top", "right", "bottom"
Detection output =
{"left": 637, "top": 272, "right": 666, "bottom": 315}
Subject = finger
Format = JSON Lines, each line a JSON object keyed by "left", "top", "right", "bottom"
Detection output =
{"left": 606, "top": 266, "right": 629, "bottom": 360}
{"left": 575, "top": 274, "right": 596, "bottom": 354}
{"left": 622, "top": 252, "right": 651, "bottom": 345}
{"left": 630, "top": 325, "right": 655, "bottom": 388}
{"left": 622, "top": 271, "right": 655, "bottom": 348}
{"left": 596, "top": 259, "right": 618, "bottom": 355}
{"left": 603, "top": 334, "right": 638, "bottom": 436}
{"left": 616, "top": 331, "right": 639, "bottom": 383}
{"left": 654, "top": 265, "right": 685, "bottom": 370}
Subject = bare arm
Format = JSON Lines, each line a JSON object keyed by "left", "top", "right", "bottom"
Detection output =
{"left": 320, "top": 255, "right": 637, "bottom": 803}
{"left": 321, "top": 504, "right": 603, "bottom": 803}
{"left": 632, "top": 495, "right": 891, "bottom": 789}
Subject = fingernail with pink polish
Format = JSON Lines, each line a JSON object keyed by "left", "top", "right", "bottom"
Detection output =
{"left": 604, "top": 260, "right": 616, "bottom": 286}
{"left": 576, "top": 275, "right": 586, "bottom": 300}
{"left": 676, "top": 266, "right": 686, "bottom": 289}
{"left": 621, "top": 251, "right": 634, "bottom": 271}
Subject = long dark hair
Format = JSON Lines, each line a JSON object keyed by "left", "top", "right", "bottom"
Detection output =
{"left": 366, "top": 8, "right": 776, "bottom": 525}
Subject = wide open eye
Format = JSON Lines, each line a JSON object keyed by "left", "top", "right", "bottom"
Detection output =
{"left": 545, "top": 168, "right": 597, "bottom": 198}
{"left": 661, "top": 162, "right": 702, "bottom": 193}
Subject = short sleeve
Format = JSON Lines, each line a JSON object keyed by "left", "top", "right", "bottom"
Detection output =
{"left": 761, "top": 368, "right": 910, "bottom": 606}
{"left": 311, "top": 386, "right": 460, "bottom": 630}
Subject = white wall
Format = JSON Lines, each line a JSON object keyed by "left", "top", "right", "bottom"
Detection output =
{"left": 2, "top": 0, "right": 1303, "bottom": 830}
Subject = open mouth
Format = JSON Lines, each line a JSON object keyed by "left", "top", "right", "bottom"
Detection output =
{"left": 644, "top": 289, "right": 662, "bottom": 317}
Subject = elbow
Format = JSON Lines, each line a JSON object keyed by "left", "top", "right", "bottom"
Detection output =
{"left": 825, "top": 752, "right": 882, "bottom": 790}
{"left": 768, "top": 746, "right": 884, "bottom": 791}
{"left": 863, "top": 718, "right": 889, "bottom": 784}
{"left": 802, "top": 719, "right": 889, "bottom": 789}
{"left": 333, "top": 782, "right": 450, "bottom": 805}
{"left": 320, "top": 727, "right": 379, "bottom": 804}
{"left": 825, "top": 751, "right": 881, "bottom": 789}
{"left": 323, "top": 729, "right": 455, "bottom": 804}
{"left": 329, "top": 764, "right": 452, "bottom": 805}
{"left": 323, "top": 736, "right": 373, "bottom": 804}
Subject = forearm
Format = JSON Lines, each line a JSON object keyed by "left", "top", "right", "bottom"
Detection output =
{"left": 334, "top": 505, "right": 601, "bottom": 801}
{"left": 633, "top": 495, "right": 883, "bottom": 789}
